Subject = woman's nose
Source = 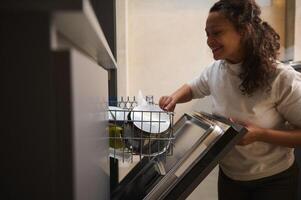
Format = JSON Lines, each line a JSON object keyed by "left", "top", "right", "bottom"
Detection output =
{"left": 207, "top": 37, "right": 213, "bottom": 47}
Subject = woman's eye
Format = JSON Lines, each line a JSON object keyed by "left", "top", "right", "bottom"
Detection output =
{"left": 212, "top": 31, "right": 221, "bottom": 36}
{"left": 206, "top": 30, "right": 222, "bottom": 37}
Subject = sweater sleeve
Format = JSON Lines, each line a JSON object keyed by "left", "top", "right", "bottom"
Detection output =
{"left": 274, "top": 67, "right": 301, "bottom": 128}
{"left": 187, "top": 63, "right": 213, "bottom": 99}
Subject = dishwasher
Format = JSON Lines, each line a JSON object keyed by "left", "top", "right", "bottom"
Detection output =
{"left": 108, "top": 98, "right": 247, "bottom": 200}
{"left": 107, "top": 64, "right": 300, "bottom": 200}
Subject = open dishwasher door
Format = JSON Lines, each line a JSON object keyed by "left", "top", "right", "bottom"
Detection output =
{"left": 111, "top": 112, "right": 247, "bottom": 200}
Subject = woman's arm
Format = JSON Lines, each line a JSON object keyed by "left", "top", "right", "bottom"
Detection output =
{"left": 159, "top": 84, "right": 193, "bottom": 111}
{"left": 238, "top": 122, "right": 301, "bottom": 148}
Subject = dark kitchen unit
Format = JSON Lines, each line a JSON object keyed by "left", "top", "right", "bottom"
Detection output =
{"left": 1, "top": 0, "right": 116, "bottom": 199}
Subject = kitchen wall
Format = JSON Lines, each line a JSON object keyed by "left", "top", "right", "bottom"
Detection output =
{"left": 116, "top": 0, "right": 129, "bottom": 97}
{"left": 116, "top": 0, "right": 288, "bottom": 199}
{"left": 295, "top": 0, "right": 301, "bottom": 60}
{"left": 118, "top": 0, "right": 216, "bottom": 122}
{"left": 116, "top": 0, "right": 286, "bottom": 121}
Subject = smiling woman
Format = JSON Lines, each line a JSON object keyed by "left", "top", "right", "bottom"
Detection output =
{"left": 208, "top": 0, "right": 281, "bottom": 96}
{"left": 205, "top": 12, "right": 244, "bottom": 64}
{"left": 159, "top": 0, "right": 301, "bottom": 200}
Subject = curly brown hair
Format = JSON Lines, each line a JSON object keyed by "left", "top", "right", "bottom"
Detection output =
{"left": 210, "top": 0, "right": 280, "bottom": 95}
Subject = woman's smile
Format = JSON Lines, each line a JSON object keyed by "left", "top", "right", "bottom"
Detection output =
{"left": 211, "top": 46, "right": 223, "bottom": 54}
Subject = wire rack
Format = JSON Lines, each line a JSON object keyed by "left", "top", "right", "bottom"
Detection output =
{"left": 108, "top": 96, "right": 174, "bottom": 162}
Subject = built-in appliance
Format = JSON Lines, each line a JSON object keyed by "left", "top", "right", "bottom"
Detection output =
{"left": 111, "top": 112, "right": 246, "bottom": 200}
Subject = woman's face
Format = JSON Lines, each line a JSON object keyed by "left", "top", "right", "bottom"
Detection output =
{"left": 205, "top": 11, "right": 244, "bottom": 64}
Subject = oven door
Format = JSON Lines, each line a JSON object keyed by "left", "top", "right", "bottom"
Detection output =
{"left": 111, "top": 112, "right": 247, "bottom": 200}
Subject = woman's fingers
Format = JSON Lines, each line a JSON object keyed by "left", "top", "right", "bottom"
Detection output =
{"left": 159, "top": 96, "right": 176, "bottom": 111}
{"left": 165, "top": 101, "right": 175, "bottom": 111}
{"left": 159, "top": 96, "right": 169, "bottom": 109}
{"left": 159, "top": 96, "right": 165, "bottom": 109}
{"left": 163, "top": 97, "right": 172, "bottom": 108}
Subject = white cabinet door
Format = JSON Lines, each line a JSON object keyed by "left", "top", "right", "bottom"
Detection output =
{"left": 69, "top": 49, "right": 109, "bottom": 200}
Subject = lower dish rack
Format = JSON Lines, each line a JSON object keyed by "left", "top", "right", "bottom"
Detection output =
{"left": 108, "top": 96, "right": 175, "bottom": 162}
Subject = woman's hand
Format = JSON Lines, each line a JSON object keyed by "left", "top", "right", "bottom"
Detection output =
{"left": 159, "top": 96, "right": 176, "bottom": 112}
{"left": 238, "top": 123, "right": 264, "bottom": 145}
{"left": 230, "top": 119, "right": 263, "bottom": 146}
{"left": 159, "top": 84, "right": 193, "bottom": 112}
{"left": 231, "top": 119, "right": 301, "bottom": 147}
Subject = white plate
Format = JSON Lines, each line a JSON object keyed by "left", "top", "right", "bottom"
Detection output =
{"left": 130, "top": 104, "right": 170, "bottom": 134}
{"left": 108, "top": 106, "right": 129, "bottom": 121}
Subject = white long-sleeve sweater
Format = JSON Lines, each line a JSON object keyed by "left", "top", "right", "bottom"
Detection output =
{"left": 188, "top": 60, "right": 301, "bottom": 181}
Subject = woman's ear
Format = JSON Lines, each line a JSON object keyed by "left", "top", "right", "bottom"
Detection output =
{"left": 238, "top": 25, "right": 251, "bottom": 44}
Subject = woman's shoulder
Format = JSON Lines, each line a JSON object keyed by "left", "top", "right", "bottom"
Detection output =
{"left": 275, "top": 61, "right": 295, "bottom": 72}
{"left": 271, "top": 61, "right": 301, "bottom": 97}
{"left": 274, "top": 62, "right": 300, "bottom": 82}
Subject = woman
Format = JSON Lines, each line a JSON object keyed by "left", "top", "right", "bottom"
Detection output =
{"left": 159, "top": 0, "right": 301, "bottom": 199}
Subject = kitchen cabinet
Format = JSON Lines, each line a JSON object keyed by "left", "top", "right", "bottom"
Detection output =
{"left": 52, "top": 49, "right": 109, "bottom": 200}
{"left": 1, "top": 0, "right": 116, "bottom": 199}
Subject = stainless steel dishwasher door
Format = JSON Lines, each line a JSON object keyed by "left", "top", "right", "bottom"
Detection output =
{"left": 111, "top": 113, "right": 247, "bottom": 200}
